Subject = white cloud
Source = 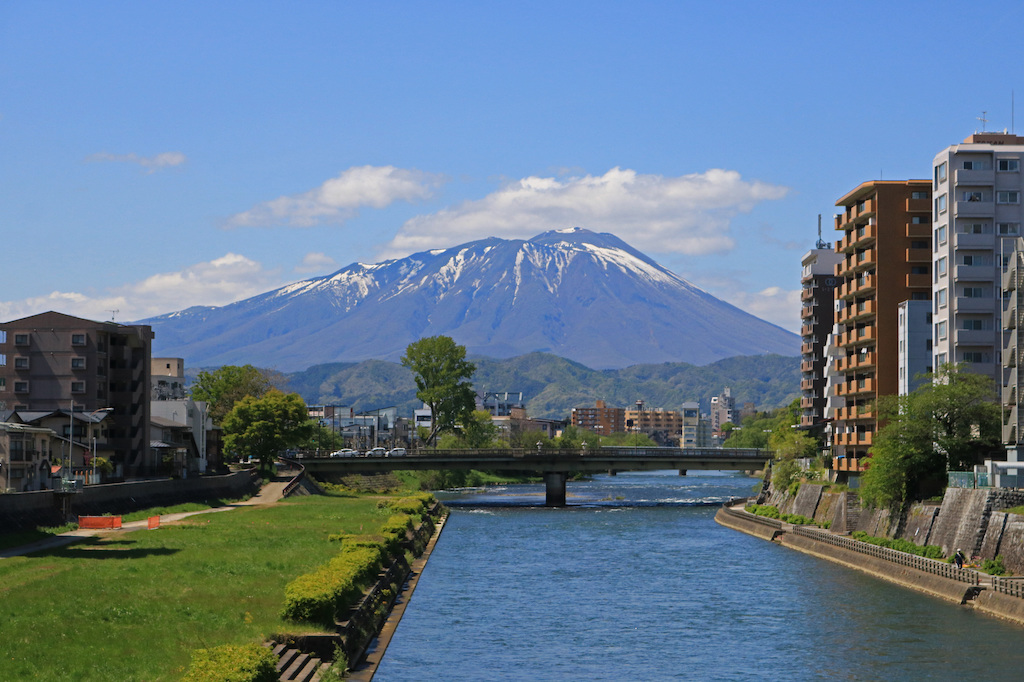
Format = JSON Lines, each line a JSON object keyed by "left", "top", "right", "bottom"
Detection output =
{"left": 86, "top": 151, "right": 186, "bottom": 172}
{"left": 721, "top": 286, "right": 802, "bottom": 333}
{"left": 295, "top": 252, "right": 338, "bottom": 274}
{"left": 227, "top": 165, "right": 446, "bottom": 228}
{"left": 382, "top": 167, "right": 788, "bottom": 258}
{"left": 0, "top": 254, "right": 281, "bottom": 323}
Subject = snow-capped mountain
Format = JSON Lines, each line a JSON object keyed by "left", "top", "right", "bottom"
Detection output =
{"left": 141, "top": 228, "right": 799, "bottom": 370}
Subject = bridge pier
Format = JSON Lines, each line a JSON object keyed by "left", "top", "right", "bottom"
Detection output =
{"left": 544, "top": 472, "right": 567, "bottom": 506}
{"left": 678, "top": 470, "right": 687, "bottom": 476}
{"left": 608, "top": 470, "right": 617, "bottom": 476}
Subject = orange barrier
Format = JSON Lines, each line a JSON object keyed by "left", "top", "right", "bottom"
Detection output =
{"left": 147, "top": 516, "right": 160, "bottom": 530}
{"left": 78, "top": 516, "right": 122, "bottom": 530}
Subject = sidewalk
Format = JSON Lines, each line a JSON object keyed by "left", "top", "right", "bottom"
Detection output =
{"left": 0, "top": 474, "right": 294, "bottom": 559}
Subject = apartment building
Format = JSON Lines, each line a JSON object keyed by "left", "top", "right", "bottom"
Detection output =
{"left": 709, "top": 387, "right": 735, "bottom": 437}
{"left": 571, "top": 400, "right": 625, "bottom": 436}
{"left": 932, "top": 132, "right": 1024, "bottom": 388}
{"left": 897, "top": 300, "right": 933, "bottom": 395}
{"left": 831, "top": 180, "right": 932, "bottom": 476}
{"left": 0, "top": 311, "right": 155, "bottom": 476}
{"left": 1003, "top": 237, "right": 1024, "bottom": 453}
{"left": 800, "top": 246, "right": 844, "bottom": 427}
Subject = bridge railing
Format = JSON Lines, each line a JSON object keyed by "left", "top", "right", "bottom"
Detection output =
{"left": 388, "top": 446, "right": 770, "bottom": 459}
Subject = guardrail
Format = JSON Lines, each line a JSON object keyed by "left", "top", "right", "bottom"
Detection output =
{"left": 791, "top": 525, "right": 980, "bottom": 585}
{"left": 991, "top": 576, "right": 1024, "bottom": 598}
{"left": 300, "top": 446, "right": 770, "bottom": 460}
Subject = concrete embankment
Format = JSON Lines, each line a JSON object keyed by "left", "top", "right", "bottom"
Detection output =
{"left": 716, "top": 505, "right": 1024, "bottom": 627}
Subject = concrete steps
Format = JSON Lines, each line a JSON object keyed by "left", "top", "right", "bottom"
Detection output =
{"left": 270, "top": 643, "right": 330, "bottom": 682}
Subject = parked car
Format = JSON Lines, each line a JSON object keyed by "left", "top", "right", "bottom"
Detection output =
{"left": 386, "top": 448, "right": 407, "bottom": 457}
{"left": 330, "top": 449, "right": 359, "bottom": 458}
{"left": 365, "top": 447, "right": 387, "bottom": 457}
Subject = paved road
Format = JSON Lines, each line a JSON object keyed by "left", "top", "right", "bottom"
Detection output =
{"left": 0, "top": 474, "right": 294, "bottom": 559}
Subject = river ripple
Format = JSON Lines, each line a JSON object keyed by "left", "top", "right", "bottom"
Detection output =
{"left": 375, "top": 470, "right": 1024, "bottom": 681}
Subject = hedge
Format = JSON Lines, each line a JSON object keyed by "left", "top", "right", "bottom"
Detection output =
{"left": 182, "top": 643, "right": 278, "bottom": 682}
{"left": 281, "top": 545, "right": 384, "bottom": 625}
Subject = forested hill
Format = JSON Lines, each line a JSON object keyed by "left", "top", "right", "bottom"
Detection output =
{"left": 280, "top": 352, "right": 800, "bottom": 420}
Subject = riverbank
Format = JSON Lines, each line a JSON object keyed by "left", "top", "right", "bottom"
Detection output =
{"left": 716, "top": 503, "right": 1024, "bottom": 626}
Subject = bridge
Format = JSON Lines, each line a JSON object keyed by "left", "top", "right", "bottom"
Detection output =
{"left": 289, "top": 446, "right": 771, "bottom": 506}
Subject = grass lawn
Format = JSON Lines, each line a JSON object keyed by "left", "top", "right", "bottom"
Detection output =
{"left": 0, "top": 492, "right": 398, "bottom": 681}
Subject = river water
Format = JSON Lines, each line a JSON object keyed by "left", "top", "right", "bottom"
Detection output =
{"left": 375, "top": 470, "right": 1024, "bottom": 681}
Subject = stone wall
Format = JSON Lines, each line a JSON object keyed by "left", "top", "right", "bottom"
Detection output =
{"left": 928, "top": 488, "right": 990, "bottom": 556}
{"left": 901, "top": 504, "right": 940, "bottom": 546}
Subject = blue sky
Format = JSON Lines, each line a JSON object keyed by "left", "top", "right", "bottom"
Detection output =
{"left": 2, "top": 1, "right": 1022, "bottom": 334}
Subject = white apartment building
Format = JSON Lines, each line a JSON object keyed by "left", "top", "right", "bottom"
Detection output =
{"left": 897, "top": 300, "right": 932, "bottom": 395}
{"left": 932, "top": 132, "right": 1024, "bottom": 386}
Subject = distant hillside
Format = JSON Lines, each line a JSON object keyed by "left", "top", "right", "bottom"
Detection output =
{"left": 279, "top": 352, "right": 800, "bottom": 420}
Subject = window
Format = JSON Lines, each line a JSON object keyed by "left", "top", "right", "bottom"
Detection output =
{"left": 961, "top": 254, "right": 991, "bottom": 266}
{"left": 911, "top": 291, "right": 929, "bottom": 301}
{"left": 912, "top": 215, "right": 929, "bottom": 224}
{"left": 936, "top": 194, "right": 947, "bottom": 213}
{"left": 936, "top": 321, "right": 947, "bottom": 340}
{"left": 911, "top": 190, "right": 928, "bottom": 200}
{"left": 936, "top": 225, "right": 947, "bottom": 245}
{"left": 962, "top": 351, "right": 989, "bottom": 363}
{"left": 936, "top": 288, "right": 948, "bottom": 307}
{"left": 71, "top": 334, "right": 86, "bottom": 346}
{"left": 937, "top": 257, "right": 947, "bottom": 275}
{"left": 14, "top": 381, "right": 28, "bottom": 393}
{"left": 937, "top": 353, "right": 948, "bottom": 365}
{"left": 0, "top": 354, "right": 5, "bottom": 367}
{"left": 935, "top": 162, "right": 947, "bottom": 184}
{"left": 962, "top": 319, "right": 984, "bottom": 330}
{"left": 963, "top": 160, "right": 990, "bottom": 170}
{"left": 958, "top": 222, "right": 990, "bottom": 234}
{"left": 910, "top": 266, "right": 929, "bottom": 275}
{"left": 14, "top": 334, "right": 28, "bottom": 345}
{"left": 911, "top": 240, "right": 929, "bottom": 249}
{"left": 0, "top": 377, "right": 4, "bottom": 391}
{"left": 998, "top": 158, "right": 1020, "bottom": 172}
{"left": 997, "top": 191, "right": 1020, "bottom": 204}
{"left": 14, "top": 357, "right": 29, "bottom": 369}
{"left": 997, "top": 222, "right": 1020, "bottom": 235}
{"left": 963, "top": 286, "right": 986, "bottom": 298}
{"left": 964, "top": 191, "right": 984, "bottom": 202}
{"left": 71, "top": 357, "right": 86, "bottom": 369}
{"left": 71, "top": 381, "right": 85, "bottom": 393}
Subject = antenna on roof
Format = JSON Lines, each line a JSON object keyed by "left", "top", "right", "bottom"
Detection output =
{"left": 1013, "top": 91, "right": 1015, "bottom": 134}
{"left": 110, "top": 309, "right": 119, "bottom": 322}
{"left": 978, "top": 110, "right": 989, "bottom": 132}
{"left": 815, "top": 214, "right": 828, "bottom": 249}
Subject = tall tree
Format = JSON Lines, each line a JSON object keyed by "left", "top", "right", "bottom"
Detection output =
{"left": 860, "top": 363, "right": 1001, "bottom": 509}
{"left": 401, "top": 336, "right": 476, "bottom": 445}
{"left": 222, "top": 389, "right": 313, "bottom": 473}
{"left": 190, "top": 365, "right": 284, "bottom": 424}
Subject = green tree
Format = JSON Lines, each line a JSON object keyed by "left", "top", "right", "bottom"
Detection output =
{"left": 190, "top": 364, "right": 284, "bottom": 424}
{"left": 598, "top": 431, "right": 656, "bottom": 447}
{"left": 222, "top": 389, "right": 313, "bottom": 473}
{"left": 463, "top": 409, "right": 501, "bottom": 448}
{"left": 554, "top": 425, "right": 588, "bottom": 449}
{"left": 860, "top": 363, "right": 1000, "bottom": 509}
{"left": 401, "top": 336, "right": 476, "bottom": 445}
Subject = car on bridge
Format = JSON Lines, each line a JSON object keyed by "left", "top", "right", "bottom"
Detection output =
{"left": 386, "top": 448, "right": 407, "bottom": 457}
{"left": 365, "top": 447, "right": 387, "bottom": 457}
{"left": 329, "top": 449, "right": 359, "bottom": 458}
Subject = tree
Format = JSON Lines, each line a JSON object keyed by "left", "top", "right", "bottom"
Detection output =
{"left": 222, "top": 389, "right": 313, "bottom": 473}
{"left": 860, "top": 363, "right": 1001, "bottom": 509}
{"left": 401, "top": 336, "right": 476, "bottom": 445}
{"left": 190, "top": 364, "right": 285, "bottom": 424}
{"left": 463, "top": 410, "right": 501, "bottom": 448}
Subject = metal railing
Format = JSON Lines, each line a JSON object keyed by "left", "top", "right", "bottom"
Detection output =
{"left": 991, "top": 576, "right": 1024, "bottom": 598}
{"left": 791, "top": 525, "right": 980, "bottom": 585}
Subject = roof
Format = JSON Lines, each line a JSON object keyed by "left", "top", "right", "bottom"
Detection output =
{"left": 151, "top": 416, "right": 187, "bottom": 428}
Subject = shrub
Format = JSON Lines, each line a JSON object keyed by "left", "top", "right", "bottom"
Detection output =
{"left": 183, "top": 643, "right": 278, "bottom": 682}
{"left": 982, "top": 555, "right": 1009, "bottom": 576}
{"left": 745, "top": 504, "right": 781, "bottom": 519}
{"left": 850, "top": 531, "right": 944, "bottom": 559}
{"left": 281, "top": 545, "right": 384, "bottom": 625}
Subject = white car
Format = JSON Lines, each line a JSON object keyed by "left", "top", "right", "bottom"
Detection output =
{"left": 365, "top": 447, "right": 387, "bottom": 457}
{"left": 329, "top": 449, "right": 359, "bottom": 458}
{"left": 386, "top": 448, "right": 407, "bottom": 457}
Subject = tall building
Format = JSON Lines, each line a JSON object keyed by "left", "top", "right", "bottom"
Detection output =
{"left": 0, "top": 312, "right": 155, "bottom": 476}
{"left": 800, "top": 241, "right": 844, "bottom": 428}
{"left": 1003, "top": 237, "right": 1024, "bottom": 452}
{"left": 831, "top": 181, "right": 932, "bottom": 476}
{"left": 897, "top": 300, "right": 933, "bottom": 395}
{"left": 932, "top": 132, "right": 1024, "bottom": 387}
{"left": 709, "top": 387, "right": 735, "bottom": 436}
{"left": 571, "top": 400, "right": 625, "bottom": 436}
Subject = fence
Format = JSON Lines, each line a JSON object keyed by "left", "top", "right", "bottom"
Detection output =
{"left": 721, "top": 504, "right": 783, "bottom": 530}
{"left": 791, "top": 525, "right": 980, "bottom": 585}
{"left": 948, "top": 471, "right": 1024, "bottom": 489}
{"left": 991, "top": 576, "right": 1024, "bottom": 598}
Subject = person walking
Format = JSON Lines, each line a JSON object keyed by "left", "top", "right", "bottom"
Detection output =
{"left": 954, "top": 549, "right": 965, "bottom": 569}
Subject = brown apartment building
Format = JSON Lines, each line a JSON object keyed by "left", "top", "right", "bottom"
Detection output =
{"left": 0, "top": 311, "right": 155, "bottom": 476}
{"left": 831, "top": 181, "right": 932, "bottom": 476}
{"left": 571, "top": 400, "right": 625, "bottom": 436}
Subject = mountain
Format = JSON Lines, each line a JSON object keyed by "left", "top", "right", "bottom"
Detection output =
{"left": 283, "top": 352, "right": 801, "bottom": 419}
{"left": 142, "top": 228, "right": 799, "bottom": 371}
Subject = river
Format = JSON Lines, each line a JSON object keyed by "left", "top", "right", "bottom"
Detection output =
{"left": 374, "top": 470, "right": 1024, "bottom": 681}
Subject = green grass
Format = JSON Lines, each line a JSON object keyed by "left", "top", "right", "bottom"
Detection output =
{"left": 0, "top": 492, "right": 400, "bottom": 681}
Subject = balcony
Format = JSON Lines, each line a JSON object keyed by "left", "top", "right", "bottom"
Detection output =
{"left": 954, "top": 296, "right": 996, "bottom": 313}
{"left": 800, "top": 359, "right": 816, "bottom": 373}
{"left": 956, "top": 232, "right": 995, "bottom": 249}
{"left": 906, "top": 222, "right": 931, "bottom": 238}
{"left": 905, "top": 273, "right": 931, "bottom": 288}
{"left": 906, "top": 196, "right": 932, "bottom": 212}
{"left": 800, "top": 378, "right": 816, "bottom": 392}
{"left": 956, "top": 200, "right": 995, "bottom": 218}
{"left": 801, "top": 287, "right": 815, "bottom": 302}
{"left": 850, "top": 377, "right": 876, "bottom": 396}
{"left": 832, "top": 457, "right": 868, "bottom": 472}
{"left": 851, "top": 224, "right": 877, "bottom": 248}
{"left": 849, "top": 299, "right": 876, "bottom": 321}
{"left": 801, "top": 342, "right": 815, "bottom": 355}
{"left": 906, "top": 247, "right": 930, "bottom": 262}
{"left": 1003, "top": 267, "right": 1022, "bottom": 291}
{"left": 800, "top": 323, "right": 816, "bottom": 338}
{"left": 800, "top": 396, "right": 815, "bottom": 409}
{"left": 955, "top": 328, "right": 994, "bottom": 346}
{"left": 955, "top": 168, "right": 995, "bottom": 185}
{"left": 955, "top": 264, "right": 996, "bottom": 282}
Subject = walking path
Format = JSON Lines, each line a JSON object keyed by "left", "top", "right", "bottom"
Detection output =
{"left": 0, "top": 474, "right": 292, "bottom": 559}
